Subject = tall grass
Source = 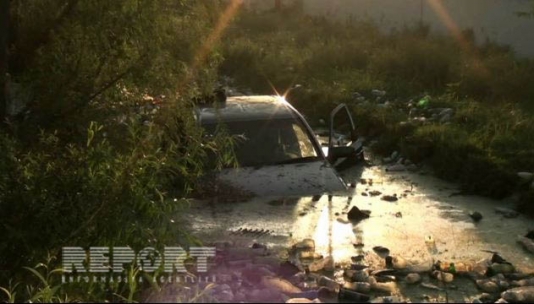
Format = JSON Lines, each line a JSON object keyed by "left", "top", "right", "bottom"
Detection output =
{"left": 219, "top": 6, "right": 534, "bottom": 208}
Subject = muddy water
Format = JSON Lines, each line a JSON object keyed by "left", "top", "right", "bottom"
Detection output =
{"left": 185, "top": 162, "right": 534, "bottom": 301}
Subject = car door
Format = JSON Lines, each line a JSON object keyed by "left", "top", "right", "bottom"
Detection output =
{"left": 324, "top": 104, "right": 364, "bottom": 167}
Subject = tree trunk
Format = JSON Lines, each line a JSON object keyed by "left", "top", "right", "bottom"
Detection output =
{"left": 0, "top": 0, "right": 9, "bottom": 124}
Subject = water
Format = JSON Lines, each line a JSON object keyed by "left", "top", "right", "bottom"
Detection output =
{"left": 185, "top": 162, "right": 534, "bottom": 302}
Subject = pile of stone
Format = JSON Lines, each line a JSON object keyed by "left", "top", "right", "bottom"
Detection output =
{"left": 145, "top": 236, "right": 534, "bottom": 303}
{"left": 382, "top": 150, "right": 418, "bottom": 172}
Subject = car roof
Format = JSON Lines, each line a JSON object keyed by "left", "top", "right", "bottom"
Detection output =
{"left": 195, "top": 95, "right": 297, "bottom": 124}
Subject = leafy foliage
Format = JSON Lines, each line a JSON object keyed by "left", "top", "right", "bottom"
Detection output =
{"left": 1, "top": 0, "right": 237, "bottom": 302}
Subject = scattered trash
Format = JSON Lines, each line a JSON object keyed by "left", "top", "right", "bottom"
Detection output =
{"left": 347, "top": 206, "right": 371, "bottom": 222}
{"left": 381, "top": 194, "right": 398, "bottom": 202}
{"left": 373, "top": 246, "right": 390, "bottom": 257}
{"left": 369, "top": 190, "right": 382, "bottom": 196}
{"left": 417, "top": 95, "right": 431, "bottom": 108}
{"left": 425, "top": 235, "right": 438, "bottom": 254}
{"left": 469, "top": 211, "right": 483, "bottom": 222}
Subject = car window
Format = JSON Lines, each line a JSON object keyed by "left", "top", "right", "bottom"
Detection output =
{"left": 204, "top": 118, "right": 318, "bottom": 167}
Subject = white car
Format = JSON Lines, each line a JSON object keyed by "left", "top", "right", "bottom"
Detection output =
{"left": 195, "top": 94, "right": 362, "bottom": 197}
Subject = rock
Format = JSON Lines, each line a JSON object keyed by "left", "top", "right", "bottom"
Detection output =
{"left": 470, "top": 258, "right": 492, "bottom": 278}
{"left": 495, "top": 207, "right": 519, "bottom": 218}
{"left": 369, "top": 190, "right": 382, "bottom": 196}
{"left": 347, "top": 206, "right": 371, "bottom": 222}
{"left": 372, "top": 89, "right": 387, "bottom": 97}
{"left": 479, "top": 293, "right": 499, "bottom": 303}
{"left": 391, "top": 256, "right": 408, "bottom": 270}
{"left": 527, "top": 230, "right": 534, "bottom": 240}
{"left": 518, "top": 236, "right": 534, "bottom": 254}
{"left": 405, "top": 273, "right": 422, "bottom": 284}
{"left": 432, "top": 270, "right": 454, "bottom": 283}
{"left": 439, "top": 108, "right": 454, "bottom": 117}
{"left": 381, "top": 195, "right": 398, "bottom": 202}
{"left": 243, "top": 266, "right": 276, "bottom": 284}
{"left": 308, "top": 256, "right": 334, "bottom": 272}
{"left": 278, "top": 261, "right": 302, "bottom": 278}
{"left": 234, "top": 291, "right": 247, "bottom": 302}
{"left": 218, "top": 289, "right": 234, "bottom": 302}
{"left": 370, "top": 296, "right": 395, "bottom": 303}
{"left": 371, "top": 282, "right": 396, "bottom": 294}
{"left": 386, "top": 164, "right": 406, "bottom": 172}
{"left": 512, "top": 278, "right": 534, "bottom": 287}
{"left": 344, "top": 282, "right": 372, "bottom": 294}
{"left": 293, "top": 239, "right": 315, "bottom": 252}
{"left": 488, "top": 263, "right": 516, "bottom": 275}
{"left": 440, "top": 113, "right": 452, "bottom": 124}
{"left": 517, "top": 172, "right": 534, "bottom": 181}
{"left": 501, "top": 286, "right": 534, "bottom": 303}
{"left": 317, "top": 287, "right": 337, "bottom": 302}
{"left": 351, "top": 255, "right": 365, "bottom": 263}
{"left": 262, "top": 277, "right": 302, "bottom": 294}
{"left": 299, "top": 251, "right": 323, "bottom": 259}
{"left": 350, "top": 264, "right": 370, "bottom": 271}
{"left": 476, "top": 280, "right": 500, "bottom": 293}
{"left": 287, "top": 290, "right": 320, "bottom": 300}
{"left": 469, "top": 211, "right": 483, "bottom": 222}
{"left": 288, "top": 272, "right": 306, "bottom": 285}
{"left": 506, "top": 273, "right": 532, "bottom": 280}
{"left": 248, "top": 288, "right": 281, "bottom": 302}
{"left": 495, "top": 299, "right": 508, "bottom": 303}
{"left": 350, "top": 270, "right": 370, "bottom": 283}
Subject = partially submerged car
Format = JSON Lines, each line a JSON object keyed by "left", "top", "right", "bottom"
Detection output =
{"left": 194, "top": 94, "right": 362, "bottom": 197}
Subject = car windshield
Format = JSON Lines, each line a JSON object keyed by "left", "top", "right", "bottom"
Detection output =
{"left": 204, "top": 118, "right": 319, "bottom": 167}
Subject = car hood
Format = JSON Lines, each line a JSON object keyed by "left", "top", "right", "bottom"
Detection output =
{"left": 217, "top": 160, "right": 349, "bottom": 197}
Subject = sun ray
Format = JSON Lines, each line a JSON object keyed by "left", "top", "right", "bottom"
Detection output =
{"left": 177, "top": 0, "right": 244, "bottom": 95}
{"left": 426, "top": 0, "right": 489, "bottom": 77}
